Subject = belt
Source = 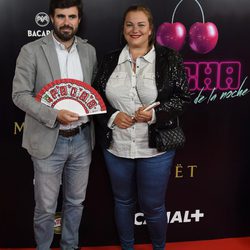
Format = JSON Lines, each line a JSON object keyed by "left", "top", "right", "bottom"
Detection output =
{"left": 59, "top": 122, "right": 90, "bottom": 137}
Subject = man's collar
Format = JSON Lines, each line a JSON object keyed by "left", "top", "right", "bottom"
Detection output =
{"left": 52, "top": 32, "right": 77, "bottom": 50}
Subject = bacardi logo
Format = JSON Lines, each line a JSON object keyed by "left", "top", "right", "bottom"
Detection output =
{"left": 35, "top": 12, "right": 50, "bottom": 27}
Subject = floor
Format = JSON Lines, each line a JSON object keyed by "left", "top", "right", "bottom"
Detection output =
{"left": 1, "top": 236, "right": 250, "bottom": 250}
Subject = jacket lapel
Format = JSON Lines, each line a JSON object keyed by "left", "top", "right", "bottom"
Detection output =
{"left": 155, "top": 45, "right": 169, "bottom": 90}
{"left": 77, "top": 42, "right": 87, "bottom": 82}
{"left": 41, "top": 32, "right": 61, "bottom": 80}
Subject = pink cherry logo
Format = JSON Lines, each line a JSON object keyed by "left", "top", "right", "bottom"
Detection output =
{"left": 156, "top": 22, "right": 187, "bottom": 51}
{"left": 189, "top": 22, "right": 218, "bottom": 54}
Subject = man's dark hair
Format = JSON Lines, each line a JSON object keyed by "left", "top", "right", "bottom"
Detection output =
{"left": 49, "top": 0, "right": 83, "bottom": 18}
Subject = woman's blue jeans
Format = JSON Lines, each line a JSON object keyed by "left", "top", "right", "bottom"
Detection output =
{"left": 103, "top": 149, "right": 175, "bottom": 250}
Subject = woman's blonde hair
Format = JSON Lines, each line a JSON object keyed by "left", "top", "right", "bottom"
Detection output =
{"left": 122, "top": 4, "right": 155, "bottom": 47}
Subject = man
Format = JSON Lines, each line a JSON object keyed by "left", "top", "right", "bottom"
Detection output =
{"left": 12, "top": 0, "right": 97, "bottom": 249}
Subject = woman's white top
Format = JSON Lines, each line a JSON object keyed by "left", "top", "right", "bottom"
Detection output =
{"left": 106, "top": 45, "right": 163, "bottom": 159}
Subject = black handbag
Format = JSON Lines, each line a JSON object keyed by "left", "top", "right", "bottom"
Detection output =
{"left": 155, "top": 118, "right": 186, "bottom": 152}
{"left": 133, "top": 85, "right": 186, "bottom": 152}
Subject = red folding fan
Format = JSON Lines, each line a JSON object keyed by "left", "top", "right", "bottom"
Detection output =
{"left": 35, "top": 79, "right": 106, "bottom": 116}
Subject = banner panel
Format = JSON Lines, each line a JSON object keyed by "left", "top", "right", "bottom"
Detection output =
{"left": 0, "top": 0, "right": 249, "bottom": 247}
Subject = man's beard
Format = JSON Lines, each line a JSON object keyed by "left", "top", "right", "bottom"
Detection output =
{"left": 53, "top": 25, "right": 78, "bottom": 42}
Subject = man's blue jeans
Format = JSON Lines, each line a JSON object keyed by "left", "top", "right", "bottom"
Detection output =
{"left": 32, "top": 126, "right": 91, "bottom": 250}
{"left": 103, "top": 150, "right": 175, "bottom": 250}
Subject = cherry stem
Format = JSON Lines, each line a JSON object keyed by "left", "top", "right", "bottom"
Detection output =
{"left": 171, "top": 0, "right": 205, "bottom": 24}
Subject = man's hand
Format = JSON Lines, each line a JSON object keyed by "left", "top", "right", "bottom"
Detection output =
{"left": 57, "top": 109, "right": 79, "bottom": 125}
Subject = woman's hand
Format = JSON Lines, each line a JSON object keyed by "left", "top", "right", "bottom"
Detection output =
{"left": 134, "top": 107, "right": 152, "bottom": 123}
{"left": 114, "top": 112, "right": 135, "bottom": 129}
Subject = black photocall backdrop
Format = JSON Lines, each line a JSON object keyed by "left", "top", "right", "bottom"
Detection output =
{"left": 0, "top": 0, "right": 250, "bottom": 247}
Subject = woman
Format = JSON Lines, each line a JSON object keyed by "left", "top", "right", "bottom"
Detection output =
{"left": 93, "top": 4, "right": 191, "bottom": 250}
